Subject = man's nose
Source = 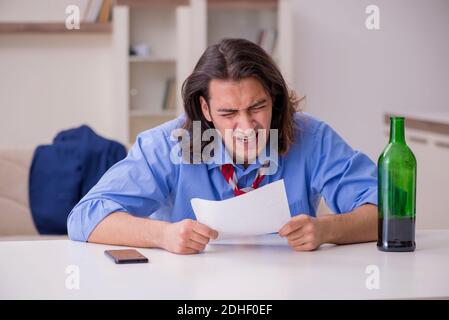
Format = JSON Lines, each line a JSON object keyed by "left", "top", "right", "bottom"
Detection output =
{"left": 236, "top": 112, "right": 255, "bottom": 131}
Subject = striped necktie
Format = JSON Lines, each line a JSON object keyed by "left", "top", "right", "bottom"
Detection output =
{"left": 220, "top": 162, "right": 270, "bottom": 196}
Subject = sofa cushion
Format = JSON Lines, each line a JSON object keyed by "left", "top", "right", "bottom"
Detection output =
{"left": 0, "top": 148, "right": 38, "bottom": 236}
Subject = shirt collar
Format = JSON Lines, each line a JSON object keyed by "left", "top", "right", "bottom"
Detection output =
{"left": 205, "top": 140, "right": 233, "bottom": 171}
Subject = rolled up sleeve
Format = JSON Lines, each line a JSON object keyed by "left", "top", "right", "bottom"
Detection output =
{"left": 67, "top": 128, "right": 177, "bottom": 242}
{"left": 310, "top": 122, "right": 378, "bottom": 214}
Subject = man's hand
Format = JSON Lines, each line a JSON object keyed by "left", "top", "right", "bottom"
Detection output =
{"left": 161, "top": 219, "right": 219, "bottom": 255}
{"left": 279, "top": 214, "right": 324, "bottom": 251}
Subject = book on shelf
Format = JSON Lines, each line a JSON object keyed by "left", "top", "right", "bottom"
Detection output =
{"left": 98, "top": 0, "right": 113, "bottom": 23}
{"left": 83, "top": 0, "right": 112, "bottom": 23}
{"left": 162, "top": 78, "right": 177, "bottom": 112}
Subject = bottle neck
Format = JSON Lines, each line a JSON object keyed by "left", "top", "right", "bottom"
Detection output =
{"left": 389, "top": 117, "right": 406, "bottom": 144}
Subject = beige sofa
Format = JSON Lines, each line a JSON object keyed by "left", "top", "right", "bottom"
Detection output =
{"left": 0, "top": 148, "right": 38, "bottom": 237}
{"left": 0, "top": 148, "right": 68, "bottom": 240}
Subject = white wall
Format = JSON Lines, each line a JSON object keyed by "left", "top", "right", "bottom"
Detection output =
{"left": 292, "top": 0, "right": 449, "bottom": 161}
{"left": 2, "top": 0, "right": 448, "bottom": 154}
{"left": 0, "top": 0, "right": 90, "bottom": 22}
{"left": 0, "top": 0, "right": 120, "bottom": 147}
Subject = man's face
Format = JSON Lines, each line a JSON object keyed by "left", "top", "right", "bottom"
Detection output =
{"left": 200, "top": 77, "right": 273, "bottom": 164}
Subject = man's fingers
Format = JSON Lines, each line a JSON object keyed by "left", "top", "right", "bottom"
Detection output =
{"left": 279, "top": 216, "right": 307, "bottom": 236}
{"left": 193, "top": 222, "right": 219, "bottom": 239}
{"left": 191, "top": 230, "right": 210, "bottom": 245}
{"left": 279, "top": 222, "right": 293, "bottom": 236}
{"left": 288, "top": 235, "right": 318, "bottom": 251}
{"left": 286, "top": 229, "right": 306, "bottom": 242}
{"left": 186, "top": 239, "right": 206, "bottom": 252}
{"left": 179, "top": 247, "right": 199, "bottom": 255}
{"left": 291, "top": 242, "right": 315, "bottom": 252}
{"left": 288, "top": 234, "right": 308, "bottom": 247}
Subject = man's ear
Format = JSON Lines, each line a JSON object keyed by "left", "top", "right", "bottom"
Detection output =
{"left": 200, "top": 96, "right": 212, "bottom": 122}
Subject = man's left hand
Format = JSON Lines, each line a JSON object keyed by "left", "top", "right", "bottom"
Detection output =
{"left": 279, "top": 214, "right": 324, "bottom": 251}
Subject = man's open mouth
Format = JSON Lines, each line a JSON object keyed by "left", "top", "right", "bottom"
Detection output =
{"left": 235, "top": 132, "right": 258, "bottom": 144}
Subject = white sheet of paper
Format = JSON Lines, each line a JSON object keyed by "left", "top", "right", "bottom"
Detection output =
{"left": 212, "top": 233, "right": 289, "bottom": 246}
{"left": 191, "top": 179, "right": 291, "bottom": 241}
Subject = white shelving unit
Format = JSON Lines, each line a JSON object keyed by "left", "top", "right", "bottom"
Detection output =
{"left": 113, "top": 0, "right": 294, "bottom": 144}
{"left": 207, "top": 5, "right": 277, "bottom": 51}
{"left": 129, "top": 57, "right": 176, "bottom": 63}
{"left": 129, "top": 4, "right": 179, "bottom": 141}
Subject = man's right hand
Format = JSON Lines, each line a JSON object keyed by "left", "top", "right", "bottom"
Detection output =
{"left": 161, "top": 219, "right": 219, "bottom": 254}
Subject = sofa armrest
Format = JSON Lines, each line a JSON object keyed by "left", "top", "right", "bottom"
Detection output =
{"left": 0, "top": 148, "right": 38, "bottom": 236}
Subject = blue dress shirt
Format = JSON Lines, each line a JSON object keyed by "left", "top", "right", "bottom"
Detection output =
{"left": 67, "top": 112, "right": 378, "bottom": 242}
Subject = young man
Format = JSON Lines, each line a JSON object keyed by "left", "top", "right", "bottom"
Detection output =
{"left": 67, "top": 38, "right": 378, "bottom": 254}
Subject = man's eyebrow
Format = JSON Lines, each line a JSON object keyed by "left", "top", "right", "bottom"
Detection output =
{"left": 248, "top": 99, "right": 267, "bottom": 108}
{"left": 217, "top": 99, "right": 267, "bottom": 112}
{"left": 217, "top": 107, "right": 238, "bottom": 113}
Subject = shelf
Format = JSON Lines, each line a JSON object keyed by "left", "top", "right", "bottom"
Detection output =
{"left": 0, "top": 22, "right": 112, "bottom": 34}
{"left": 117, "top": 0, "right": 189, "bottom": 7}
{"left": 208, "top": 0, "right": 278, "bottom": 10}
{"left": 129, "top": 56, "right": 176, "bottom": 63}
{"left": 118, "top": 0, "right": 276, "bottom": 10}
{"left": 384, "top": 112, "right": 449, "bottom": 136}
{"left": 130, "top": 109, "right": 177, "bottom": 117}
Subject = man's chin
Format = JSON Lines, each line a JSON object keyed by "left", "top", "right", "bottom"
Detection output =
{"left": 224, "top": 139, "right": 265, "bottom": 164}
{"left": 234, "top": 150, "right": 262, "bottom": 165}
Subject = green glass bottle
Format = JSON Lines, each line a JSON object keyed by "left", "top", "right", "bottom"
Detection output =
{"left": 377, "top": 116, "right": 417, "bottom": 252}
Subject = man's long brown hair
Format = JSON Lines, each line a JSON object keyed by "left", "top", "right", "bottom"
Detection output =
{"left": 181, "top": 38, "right": 299, "bottom": 157}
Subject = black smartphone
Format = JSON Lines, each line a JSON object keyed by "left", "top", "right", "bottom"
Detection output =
{"left": 104, "top": 249, "right": 149, "bottom": 264}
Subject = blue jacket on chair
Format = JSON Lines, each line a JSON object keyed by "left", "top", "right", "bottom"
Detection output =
{"left": 29, "top": 125, "right": 127, "bottom": 234}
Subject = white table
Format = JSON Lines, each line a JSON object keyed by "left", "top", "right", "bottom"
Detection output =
{"left": 1, "top": 230, "right": 449, "bottom": 299}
